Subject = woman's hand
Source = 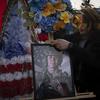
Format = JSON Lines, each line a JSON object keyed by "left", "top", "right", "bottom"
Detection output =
{"left": 50, "top": 39, "right": 71, "bottom": 50}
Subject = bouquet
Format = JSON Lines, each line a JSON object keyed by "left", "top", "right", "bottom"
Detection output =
{"left": 22, "top": 0, "right": 73, "bottom": 42}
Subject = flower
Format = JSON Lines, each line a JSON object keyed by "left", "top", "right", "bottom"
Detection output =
{"left": 54, "top": 2, "right": 67, "bottom": 12}
{"left": 22, "top": 0, "right": 73, "bottom": 41}
{"left": 42, "top": 2, "right": 55, "bottom": 17}
{"left": 53, "top": 21, "right": 65, "bottom": 31}
{"left": 60, "top": 11, "right": 70, "bottom": 23}
{"left": 38, "top": 33, "right": 48, "bottom": 41}
{"left": 73, "top": 14, "right": 82, "bottom": 28}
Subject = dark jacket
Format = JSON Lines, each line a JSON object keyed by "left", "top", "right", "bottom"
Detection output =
{"left": 68, "top": 30, "right": 100, "bottom": 94}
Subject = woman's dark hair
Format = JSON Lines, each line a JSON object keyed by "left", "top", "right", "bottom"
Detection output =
{"left": 81, "top": 8, "right": 100, "bottom": 30}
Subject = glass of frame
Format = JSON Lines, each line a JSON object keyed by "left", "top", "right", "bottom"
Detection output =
{"left": 31, "top": 44, "right": 75, "bottom": 100}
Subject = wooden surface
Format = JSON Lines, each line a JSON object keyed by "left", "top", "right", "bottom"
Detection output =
{"left": 19, "top": 92, "right": 96, "bottom": 100}
{"left": 48, "top": 92, "right": 96, "bottom": 100}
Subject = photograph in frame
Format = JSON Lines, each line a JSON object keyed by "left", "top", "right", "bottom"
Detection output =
{"left": 31, "top": 44, "right": 75, "bottom": 100}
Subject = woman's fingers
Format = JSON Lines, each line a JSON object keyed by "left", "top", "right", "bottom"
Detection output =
{"left": 50, "top": 40, "right": 58, "bottom": 45}
{"left": 50, "top": 39, "right": 71, "bottom": 50}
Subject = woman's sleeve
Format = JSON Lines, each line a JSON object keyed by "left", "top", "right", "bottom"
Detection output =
{"left": 67, "top": 39, "right": 100, "bottom": 69}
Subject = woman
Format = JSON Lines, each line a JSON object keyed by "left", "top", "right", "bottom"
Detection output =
{"left": 50, "top": 8, "right": 100, "bottom": 99}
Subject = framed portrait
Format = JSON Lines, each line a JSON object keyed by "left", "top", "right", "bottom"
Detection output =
{"left": 31, "top": 44, "right": 75, "bottom": 100}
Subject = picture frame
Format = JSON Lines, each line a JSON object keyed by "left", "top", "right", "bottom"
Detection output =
{"left": 31, "top": 44, "right": 75, "bottom": 100}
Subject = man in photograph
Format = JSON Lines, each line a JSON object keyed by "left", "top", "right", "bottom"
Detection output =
{"left": 36, "top": 54, "right": 73, "bottom": 99}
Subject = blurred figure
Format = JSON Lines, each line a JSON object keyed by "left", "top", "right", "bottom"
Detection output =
{"left": 36, "top": 54, "right": 73, "bottom": 99}
{"left": 50, "top": 8, "right": 100, "bottom": 99}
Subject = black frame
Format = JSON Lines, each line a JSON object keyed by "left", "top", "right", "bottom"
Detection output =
{"left": 31, "top": 44, "right": 75, "bottom": 100}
